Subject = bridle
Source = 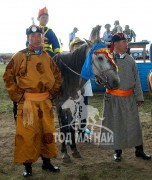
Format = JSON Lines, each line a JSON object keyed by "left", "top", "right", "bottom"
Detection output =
{"left": 91, "top": 57, "right": 115, "bottom": 86}
{"left": 91, "top": 48, "right": 118, "bottom": 87}
{"left": 58, "top": 53, "right": 116, "bottom": 88}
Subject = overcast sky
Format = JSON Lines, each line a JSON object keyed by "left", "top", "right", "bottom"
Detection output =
{"left": 0, "top": 0, "right": 151, "bottom": 53}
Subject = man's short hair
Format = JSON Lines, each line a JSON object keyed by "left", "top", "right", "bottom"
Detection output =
{"left": 105, "top": 24, "right": 111, "bottom": 29}
{"left": 114, "top": 20, "right": 119, "bottom": 25}
{"left": 73, "top": 27, "right": 79, "bottom": 31}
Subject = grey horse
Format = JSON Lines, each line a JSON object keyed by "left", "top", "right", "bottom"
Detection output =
{"left": 53, "top": 25, "right": 120, "bottom": 162}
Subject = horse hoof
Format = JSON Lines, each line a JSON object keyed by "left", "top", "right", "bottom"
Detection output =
{"left": 62, "top": 154, "right": 72, "bottom": 163}
{"left": 72, "top": 151, "right": 82, "bottom": 158}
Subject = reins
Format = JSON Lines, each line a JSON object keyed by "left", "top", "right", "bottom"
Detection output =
{"left": 58, "top": 54, "right": 113, "bottom": 84}
{"left": 59, "top": 56, "right": 81, "bottom": 77}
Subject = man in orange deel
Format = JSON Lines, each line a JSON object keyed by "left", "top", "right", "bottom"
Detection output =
{"left": 3, "top": 25, "right": 62, "bottom": 177}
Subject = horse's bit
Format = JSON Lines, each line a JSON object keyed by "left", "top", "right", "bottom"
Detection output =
{"left": 91, "top": 58, "right": 115, "bottom": 87}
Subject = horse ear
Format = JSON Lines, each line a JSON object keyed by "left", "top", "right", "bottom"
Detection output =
{"left": 89, "top": 25, "right": 102, "bottom": 43}
{"left": 84, "top": 38, "right": 93, "bottom": 47}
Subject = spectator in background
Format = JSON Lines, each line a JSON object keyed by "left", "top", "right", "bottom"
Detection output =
{"left": 103, "top": 24, "right": 112, "bottom": 42}
{"left": 123, "top": 25, "right": 136, "bottom": 54}
{"left": 111, "top": 20, "right": 123, "bottom": 34}
{"left": 102, "top": 24, "right": 112, "bottom": 48}
{"left": 123, "top": 25, "right": 136, "bottom": 42}
{"left": 69, "top": 37, "right": 85, "bottom": 52}
{"left": 69, "top": 27, "right": 79, "bottom": 45}
{"left": 37, "top": 7, "right": 62, "bottom": 58}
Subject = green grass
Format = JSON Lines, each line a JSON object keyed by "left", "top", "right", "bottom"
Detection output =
{"left": 89, "top": 91, "right": 152, "bottom": 114}
{"left": 138, "top": 92, "right": 152, "bottom": 113}
{"left": 0, "top": 64, "right": 8, "bottom": 97}
{"left": 0, "top": 64, "right": 152, "bottom": 115}
{"left": 0, "top": 64, "right": 13, "bottom": 114}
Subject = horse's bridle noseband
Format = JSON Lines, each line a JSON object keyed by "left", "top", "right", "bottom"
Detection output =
{"left": 92, "top": 57, "right": 116, "bottom": 87}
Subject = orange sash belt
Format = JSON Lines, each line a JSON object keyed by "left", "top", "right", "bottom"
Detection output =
{"left": 106, "top": 88, "right": 133, "bottom": 96}
{"left": 23, "top": 92, "right": 49, "bottom": 126}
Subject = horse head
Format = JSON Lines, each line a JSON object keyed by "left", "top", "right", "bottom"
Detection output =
{"left": 81, "top": 41, "right": 120, "bottom": 89}
{"left": 81, "top": 25, "right": 120, "bottom": 89}
{"left": 91, "top": 48, "right": 120, "bottom": 89}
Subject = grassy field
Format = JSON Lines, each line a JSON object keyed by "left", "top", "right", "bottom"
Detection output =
{"left": 0, "top": 65, "right": 13, "bottom": 115}
{"left": 1, "top": 64, "right": 152, "bottom": 115}
{"left": 0, "top": 64, "right": 152, "bottom": 180}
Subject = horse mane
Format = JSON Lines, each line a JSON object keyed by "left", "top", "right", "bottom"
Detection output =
{"left": 55, "top": 44, "right": 88, "bottom": 72}
{"left": 53, "top": 24, "right": 102, "bottom": 102}
{"left": 89, "top": 25, "right": 101, "bottom": 43}
{"left": 54, "top": 44, "right": 88, "bottom": 101}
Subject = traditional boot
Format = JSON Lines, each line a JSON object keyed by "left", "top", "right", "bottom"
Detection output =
{"left": 135, "top": 145, "right": 151, "bottom": 160}
{"left": 114, "top": 149, "right": 122, "bottom": 162}
{"left": 23, "top": 163, "right": 32, "bottom": 177}
{"left": 42, "top": 157, "right": 60, "bottom": 173}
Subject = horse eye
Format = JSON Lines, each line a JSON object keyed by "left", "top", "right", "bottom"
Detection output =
{"left": 98, "top": 56, "right": 103, "bottom": 61}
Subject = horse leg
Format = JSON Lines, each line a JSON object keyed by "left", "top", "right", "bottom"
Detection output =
{"left": 58, "top": 107, "right": 71, "bottom": 163}
{"left": 78, "top": 118, "right": 87, "bottom": 142}
{"left": 77, "top": 96, "right": 90, "bottom": 143}
{"left": 60, "top": 130, "right": 71, "bottom": 163}
{"left": 70, "top": 119, "right": 81, "bottom": 158}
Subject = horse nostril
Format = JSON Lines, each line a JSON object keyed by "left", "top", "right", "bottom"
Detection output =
{"left": 113, "top": 80, "right": 119, "bottom": 88}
